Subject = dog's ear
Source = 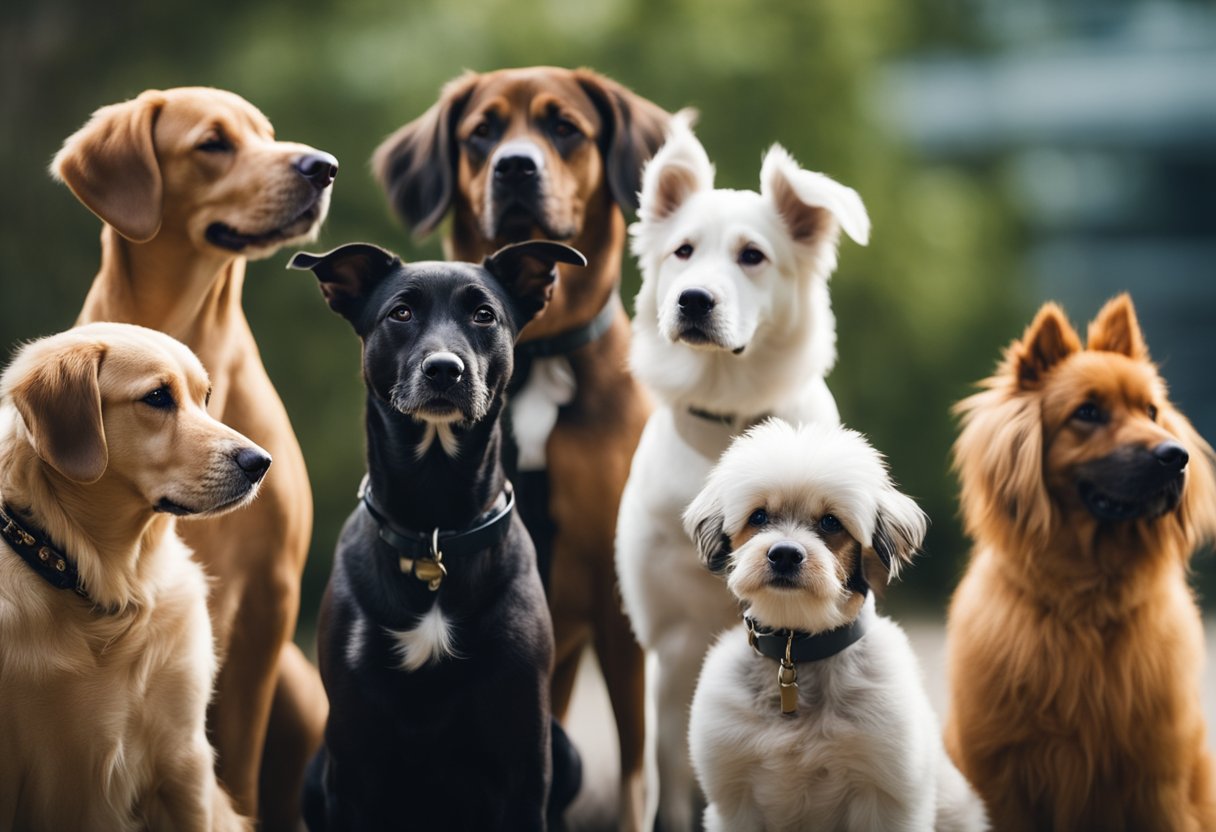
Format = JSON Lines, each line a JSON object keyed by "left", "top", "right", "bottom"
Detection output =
{"left": 635, "top": 111, "right": 713, "bottom": 225}
{"left": 483, "top": 241, "right": 587, "bottom": 329}
{"left": 1086, "top": 293, "right": 1150, "bottom": 361}
{"left": 761, "top": 145, "right": 870, "bottom": 249}
{"left": 372, "top": 73, "right": 479, "bottom": 238}
{"left": 683, "top": 481, "right": 734, "bottom": 575}
{"left": 288, "top": 243, "right": 402, "bottom": 324}
{"left": 1013, "top": 302, "right": 1082, "bottom": 389}
{"left": 5, "top": 339, "right": 108, "bottom": 483}
{"left": 870, "top": 487, "right": 928, "bottom": 582}
{"left": 574, "top": 69, "right": 673, "bottom": 213}
{"left": 51, "top": 91, "right": 166, "bottom": 243}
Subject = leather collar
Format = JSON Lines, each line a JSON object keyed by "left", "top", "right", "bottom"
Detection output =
{"left": 686, "top": 406, "right": 771, "bottom": 430}
{"left": 746, "top": 603, "right": 872, "bottom": 664}
{"left": 0, "top": 502, "right": 91, "bottom": 602}
{"left": 358, "top": 476, "right": 515, "bottom": 591}
{"left": 514, "top": 292, "right": 617, "bottom": 361}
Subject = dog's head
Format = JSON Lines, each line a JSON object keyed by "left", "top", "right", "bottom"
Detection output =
{"left": 954, "top": 294, "right": 1216, "bottom": 558}
{"left": 629, "top": 116, "right": 870, "bottom": 410}
{"left": 683, "top": 419, "right": 926, "bottom": 633}
{"left": 52, "top": 87, "right": 337, "bottom": 259}
{"left": 2, "top": 323, "right": 270, "bottom": 518}
{"left": 290, "top": 240, "right": 585, "bottom": 426}
{"left": 373, "top": 67, "right": 670, "bottom": 253}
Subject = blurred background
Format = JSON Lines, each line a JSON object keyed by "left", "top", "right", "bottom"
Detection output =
{"left": 2, "top": 0, "right": 1214, "bottom": 634}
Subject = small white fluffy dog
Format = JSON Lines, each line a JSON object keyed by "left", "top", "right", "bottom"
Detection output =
{"left": 683, "top": 420, "right": 988, "bottom": 832}
{"left": 615, "top": 114, "right": 869, "bottom": 829}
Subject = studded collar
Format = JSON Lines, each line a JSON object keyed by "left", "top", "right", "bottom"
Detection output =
{"left": 0, "top": 502, "right": 92, "bottom": 603}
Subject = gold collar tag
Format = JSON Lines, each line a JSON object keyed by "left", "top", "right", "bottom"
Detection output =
{"left": 778, "top": 632, "right": 799, "bottom": 715}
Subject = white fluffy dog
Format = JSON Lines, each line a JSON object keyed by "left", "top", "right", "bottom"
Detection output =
{"left": 614, "top": 115, "right": 870, "bottom": 829}
{"left": 683, "top": 420, "right": 988, "bottom": 832}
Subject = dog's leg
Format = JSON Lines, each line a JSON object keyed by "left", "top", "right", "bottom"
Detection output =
{"left": 259, "top": 642, "right": 328, "bottom": 832}
{"left": 149, "top": 731, "right": 252, "bottom": 832}
{"left": 593, "top": 583, "right": 647, "bottom": 832}
{"left": 653, "top": 627, "right": 710, "bottom": 832}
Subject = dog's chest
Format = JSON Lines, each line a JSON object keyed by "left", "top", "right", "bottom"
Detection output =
{"left": 508, "top": 356, "right": 575, "bottom": 470}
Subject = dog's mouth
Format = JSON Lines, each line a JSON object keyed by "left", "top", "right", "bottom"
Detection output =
{"left": 765, "top": 576, "right": 801, "bottom": 590}
{"left": 491, "top": 202, "right": 573, "bottom": 244}
{"left": 154, "top": 490, "right": 251, "bottom": 517}
{"left": 1077, "top": 479, "right": 1183, "bottom": 523}
{"left": 675, "top": 325, "right": 746, "bottom": 355}
{"left": 206, "top": 199, "right": 322, "bottom": 253}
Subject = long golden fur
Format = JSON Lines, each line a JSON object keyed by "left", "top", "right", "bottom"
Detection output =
{"left": 945, "top": 294, "right": 1216, "bottom": 831}
{"left": 0, "top": 323, "right": 263, "bottom": 831}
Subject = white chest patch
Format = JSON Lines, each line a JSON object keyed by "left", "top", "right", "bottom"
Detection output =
{"left": 414, "top": 422, "right": 461, "bottom": 460}
{"left": 510, "top": 356, "right": 576, "bottom": 470}
{"left": 385, "top": 605, "right": 458, "bottom": 672}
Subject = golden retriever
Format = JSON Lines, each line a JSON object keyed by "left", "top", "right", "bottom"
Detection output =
{"left": 945, "top": 294, "right": 1216, "bottom": 830}
{"left": 51, "top": 87, "right": 336, "bottom": 827}
{"left": 0, "top": 323, "right": 269, "bottom": 831}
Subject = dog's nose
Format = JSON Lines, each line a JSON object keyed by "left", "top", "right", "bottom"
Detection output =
{"left": 493, "top": 154, "right": 538, "bottom": 187}
{"left": 234, "top": 447, "right": 272, "bottom": 484}
{"left": 678, "top": 288, "right": 715, "bottom": 319}
{"left": 422, "top": 352, "right": 465, "bottom": 391}
{"left": 294, "top": 152, "right": 339, "bottom": 190}
{"left": 767, "top": 541, "right": 805, "bottom": 575}
{"left": 1153, "top": 440, "right": 1189, "bottom": 472}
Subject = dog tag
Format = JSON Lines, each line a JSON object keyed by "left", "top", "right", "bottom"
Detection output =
{"left": 778, "top": 661, "right": 799, "bottom": 715}
{"left": 413, "top": 558, "right": 447, "bottom": 591}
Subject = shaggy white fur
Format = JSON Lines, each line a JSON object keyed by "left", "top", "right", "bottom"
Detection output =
{"left": 386, "top": 604, "right": 459, "bottom": 672}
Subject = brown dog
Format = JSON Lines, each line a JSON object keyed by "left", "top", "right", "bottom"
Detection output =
{"left": 51, "top": 87, "right": 336, "bottom": 829}
{"left": 945, "top": 294, "right": 1216, "bottom": 830}
{"left": 374, "top": 67, "right": 669, "bottom": 829}
{"left": 0, "top": 323, "right": 263, "bottom": 831}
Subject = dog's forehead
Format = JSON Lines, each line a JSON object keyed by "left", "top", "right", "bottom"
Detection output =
{"left": 79, "top": 323, "right": 210, "bottom": 398}
{"left": 379, "top": 261, "right": 506, "bottom": 300}
{"left": 157, "top": 87, "right": 275, "bottom": 142}
{"left": 465, "top": 69, "right": 601, "bottom": 129}
{"left": 1047, "top": 352, "right": 1161, "bottom": 408}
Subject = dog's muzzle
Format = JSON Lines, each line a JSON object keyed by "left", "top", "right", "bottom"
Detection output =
{"left": 1076, "top": 441, "right": 1188, "bottom": 522}
{"left": 488, "top": 140, "right": 548, "bottom": 240}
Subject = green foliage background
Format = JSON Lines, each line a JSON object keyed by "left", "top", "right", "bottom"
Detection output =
{"left": 2, "top": 0, "right": 1046, "bottom": 631}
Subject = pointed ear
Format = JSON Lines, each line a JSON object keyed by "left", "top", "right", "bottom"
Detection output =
{"left": 51, "top": 91, "right": 165, "bottom": 243}
{"left": 682, "top": 480, "right": 733, "bottom": 575}
{"left": 870, "top": 487, "right": 927, "bottom": 582}
{"left": 574, "top": 69, "right": 673, "bottom": 213}
{"left": 1087, "top": 293, "right": 1149, "bottom": 361}
{"left": 372, "top": 73, "right": 479, "bottom": 238}
{"left": 5, "top": 339, "right": 108, "bottom": 483}
{"left": 1015, "top": 303, "right": 1082, "bottom": 389}
{"left": 483, "top": 241, "right": 587, "bottom": 329}
{"left": 636, "top": 111, "right": 713, "bottom": 224}
{"left": 288, "top": 243, "right": 402, "bottom": 325}
{"left": 761, "top": 145, "right": 869, "bottom": 248}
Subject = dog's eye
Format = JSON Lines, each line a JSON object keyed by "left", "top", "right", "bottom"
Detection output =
{"left": 1072, "top": 402, "right": 1105, "bottom": 424}
{"left": 674, "top": 243, "right": 694, "bottom": 260}
{"left": 141, "top": 386, "right": 175, "bottom": 410}
{"left": 819, "top": 514, "right": 843, "bottom": 534}
{"left": 1147, "top": 404, "right": 1159, "bottom": 421}
{"left": 552, "top": 119, "right": 580, "bottom": 139}
{"left": 390, "top": 305, "right": 413, "bottom": 322}
{"left": 473, "top": 306, "right": 496, "bottom": 326}
{"left": 473, "top": 122, "right": 491, "bottom": 138}
{"left": 738, "top": 247, "right": 766, "bottom": 267}
{"left": 748, "top": 508, "right": 768, "bottom": 527}
{"left": 196, "top": 133, "right": 233, "bottom": 154}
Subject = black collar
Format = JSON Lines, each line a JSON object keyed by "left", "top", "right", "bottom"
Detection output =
{"left": 746, "top": 603, "right": 872, "bottom": 664}
{"left": 0, "top": 502, "right": 91, "bottom": 602}
{"left": 358, "top": 476, "right": 515, "bottom": 591}
{"left": 514, "top": 292, "right": 616, "bottom": 361}
{"left": 686, "top": 406, "right": 772, "bottom": 431}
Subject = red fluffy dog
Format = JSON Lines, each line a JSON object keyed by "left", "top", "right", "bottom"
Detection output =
{"left": 945, "top": 294, "right": 1216, "bottom": 831}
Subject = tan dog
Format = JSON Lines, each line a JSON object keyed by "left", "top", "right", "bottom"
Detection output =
{"left": 0, "top": 323, "right": 267, "bottom": 831}
{"left": 374, "top": 67, "right": 669, "bottom": 829}
{"left": 945, "top": 295, "right": 1216, "bottom": 830}
{"left": 51, "top": 87, "right": 336, "bottom": 828}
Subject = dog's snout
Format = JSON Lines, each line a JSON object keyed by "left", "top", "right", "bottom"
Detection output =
{"left": 294, "top": 151, "right": 339, "bottom": 190}
{"left": 678, "top": 288, "right": 715, "bottom": 320}
{"left": 422, "top": 352, "right": 465, "bottom": 391}
{"left": 766, "top": 541, "right": 806, "bottom": 575}
{"left": 234, "top": 447, "right": 272, "bottom": 484}
{"left": 493, "top": 154, "right": 538, "bottom": 187}
{"left": 1153, "top": 440, "right": 1189, "bottom": 472}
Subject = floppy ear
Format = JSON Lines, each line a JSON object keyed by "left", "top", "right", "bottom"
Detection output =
{"left": 372, "top": 73, "right": 479, "bottom": 238}
{"left": 683, "top": 481, "right": 734, "bottom": 575}
{"left": 574, "top": 69, "right": 673, "bottom": 213}
{"left": 870, "top": 487, "right": 927, "bottom": 582}
{"left": 1014, "top": 302, "right": 1082, "bottom": 389}
{"left": 51, "top": 91, "right": 166, "bottom": 243}
{"left": 288, "top": 243, "right": 402, "bottom": 326}
{"left": 483, "top": 241, "right": 587, "bottom": 330}
{"left": 635, "top": 110, "right": 713, "bottom": 225}
{"left": 760, "top": 145, "right": 870, "bottom": 248}
{"left": 6, "top": 340, "right": 108, "bottom": 483}
{"left": 1087, "top": 293, "right": 1150, "bottom": 361}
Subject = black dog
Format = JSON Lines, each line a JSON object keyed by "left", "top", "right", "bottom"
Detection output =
{"left": 291, "top": 240, "right": 586, "bottom": 831}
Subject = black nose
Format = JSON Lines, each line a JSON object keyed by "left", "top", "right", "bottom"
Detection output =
{"left": 767, "top": 541, "right": 806, "bottom": 575}
{"left": 678, "top": 288, "right": 715, "bottom": 319}
{"left": 493, "top": 154, "right": 538, "bottom": 187}
{"left": 235, "top": 448, "right": 272, "bottom": 484}
{"left": 1153, "top": 440, "right": 1189, "bottom": 472}
{"left": 294, "top": 151, "right": 339, "bottom": 190}
{"left": 422, "top": 353, "right": 465, "bottom": 391}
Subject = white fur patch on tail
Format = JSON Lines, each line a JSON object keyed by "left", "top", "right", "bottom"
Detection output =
{"left": 385, "top": 605, "right": 458, "bottom": 671}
